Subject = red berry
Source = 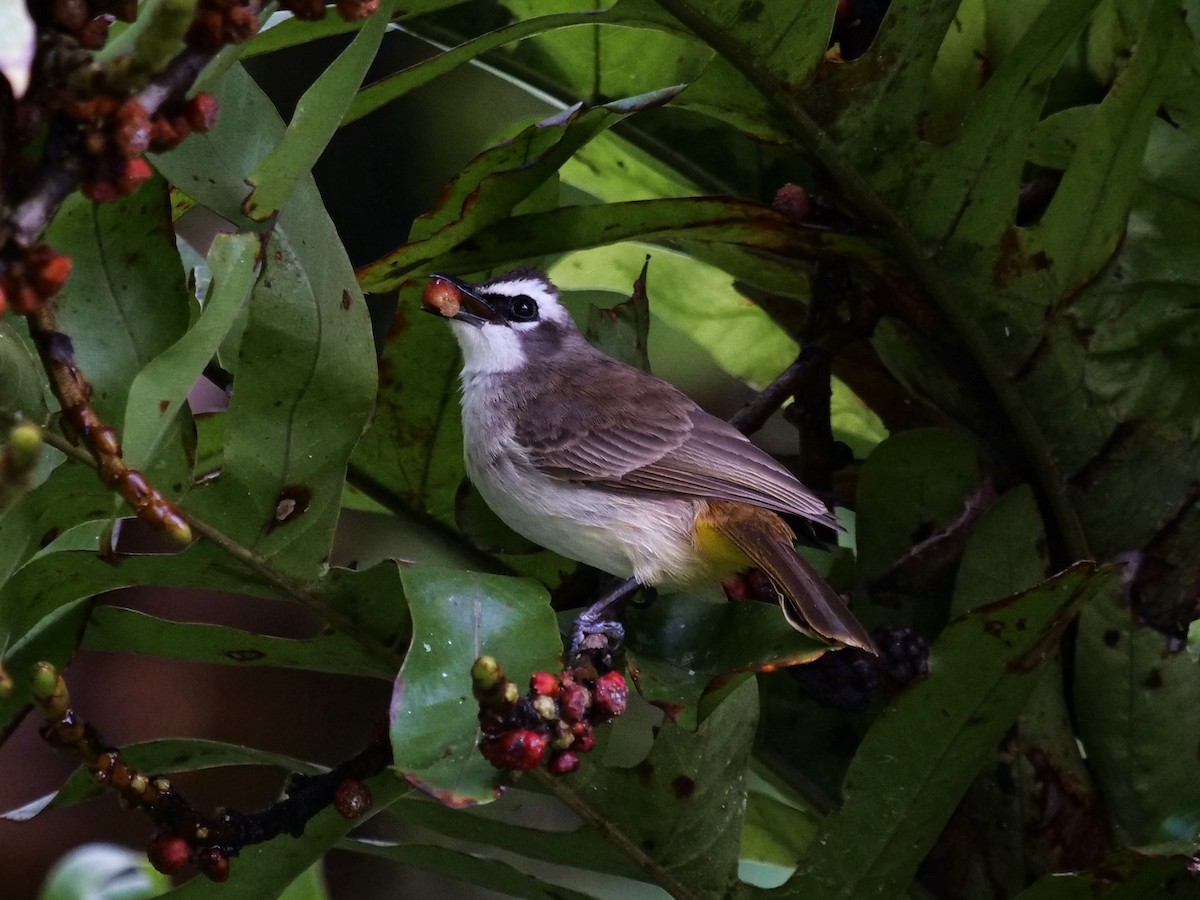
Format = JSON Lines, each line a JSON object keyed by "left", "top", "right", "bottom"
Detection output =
{"left": 772, "top": 183, "right": 811, "bottom": 224}
{"left": 422, "top": 277, "right": 463, "bottom": 318}
{"left": 333, "top": 779, "right": 372, "bottom": 819}
{"left": 82, "top": 180, "right": 120, "bottom": 203}
{"left": 148, "top": 834, "right": 190, "bottom": 875}
{"left": 547, "top": 751, "right": 580, "bottom": 776}
{"left": 530, "top": 671, "right": 559, "bottom": 697}
{"left": 571, "top": 723, "right": 596, "bottom": 753}
{"left": 117, "top": 158, "right": 153, "bottom": 195}
{"left": 593, "top": 671, "right": 628, "bottom": 720}
{"left": 480, "top": 729, "right": 548, "bottom": 770}
{"left": 559, "top": 682, "right": 591, "bottom": 723}
{"left": 34, "top": 254, "right": 72, "bottom": 297}
{"left": 197, "top": 847, "right": 229, "bottom": 883}
{"left": 186, "top": 93, "right": 220, "bottom": 133}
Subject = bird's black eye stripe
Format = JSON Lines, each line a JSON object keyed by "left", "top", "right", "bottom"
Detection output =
{"left": 505, "top": 295, "right": 539, "bottom": 322}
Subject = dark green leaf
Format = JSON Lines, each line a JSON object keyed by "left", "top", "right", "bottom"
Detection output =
{"left": 564, "top": 676, "right": 759, "bottom": 898}
{"left": 81, "top": 607, "right": 394, "bottom": 680}
{"left": 357, "top": 87, "right": 684, "bottom": 293}
{"left": 782, "top": 564, "right": 1114, "bottom": 900}
{"left": 1011, "top": 848, "right": 1200, "bottom": 900}
{"left": 367, "top": 789, "right": 644, "bottom": 879}
{"left": 0, "top": 319, "right": 47, "bottom": 421}
{"left": 951, "top": 485, "right": 1049, "bottom": 616}
{"left": 421, "top": 197, "right": 886, "bottom": 284}
{"left": 337, "top": 840, "right": 597, "bottom": 900}
{"left": 624, "top": 589, "right": 826, "bottom": 730}
{"left": 349, "top": 285, "right": 463, "bottom": 526}
{"left": 1074, "top": 578, "right": 1200, "bottom": 844}
{"left": 1031, "top": 0, "right": 1187, "bottom": 293}
{"left": 854, "top": 427, "right": 981, "bottom": 580}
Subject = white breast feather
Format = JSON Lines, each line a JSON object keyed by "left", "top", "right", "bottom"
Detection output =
{"left": 460, "top": 373, "right": 703, "bottom": 585}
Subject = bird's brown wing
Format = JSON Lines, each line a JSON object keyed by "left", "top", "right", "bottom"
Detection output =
{"left": 514, "top": 355, "right": 841, "bottom": 530}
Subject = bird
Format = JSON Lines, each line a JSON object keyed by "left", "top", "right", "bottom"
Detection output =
{"left": 420, "top": 267, "right": 875, "bottom": 655}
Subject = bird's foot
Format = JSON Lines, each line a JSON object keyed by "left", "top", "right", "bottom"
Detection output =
{"left": 566, "top": 576, "right": 640, "bottom": 663}
{"left": 568, "top": 613, "right": 625, "bottom": 662}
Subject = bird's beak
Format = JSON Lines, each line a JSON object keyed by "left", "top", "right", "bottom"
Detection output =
{"left": 422, "top": 274, "right": 497, "bottom": 328}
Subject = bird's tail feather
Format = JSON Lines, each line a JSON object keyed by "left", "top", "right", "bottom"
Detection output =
{"left": 715, "top": 507, "right": 876, "bottom": 654}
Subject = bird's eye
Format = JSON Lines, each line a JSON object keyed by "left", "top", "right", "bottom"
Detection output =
{"left": 508, "top": 296, "right": 539, "bottom": 322}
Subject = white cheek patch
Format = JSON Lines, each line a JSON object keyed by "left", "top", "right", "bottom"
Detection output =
{"left": 481, "top": 279, "right": 572, "bottom": 325}
{"left": 451, "top": 321, "right": 527, "bottom": 374}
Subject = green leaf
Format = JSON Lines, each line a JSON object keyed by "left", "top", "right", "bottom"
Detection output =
{"left": 549, "top": 240, "right": 811, "bottom": 387}
{"left": 1010, "top": 848, "right": 1200, "bottom": 899}
{"left": 343, "top": 839, "right": 601, "bottom": 898}
{"left": 1031, "top": 0, "right": 1188, "bottom": 293}
{"left": 563, "top": 676, "right": 760, "bottom": 898}
{"left": 244, "top": 3, "right": 393, "bottom": 221}
{"left": 0, "top": 319, "right": 47, "bottom": 421}
{"left": 1074, "top": 578, "right": 1200, "bottom": 844}
{"left": 183, "top": 225, "right": 375, "bottom": 580}
{"left": 624, "top": 589, "right": 826, "bottom": 730}
{"left": 43, "top": 177, "right": 190, "bottom": 429}
{"left": 584, "top": 263, "right": 651, "bottom": 370}
{"left": 796, "top": 0, "right": 965, "bottom": 165}
{"left": 910, "top": 0, "right": 1101, "bottom": 247}
{"left": 356, "top": 87, "right": 684, "bottom": 293}
{"left": 244, "top": 1, "right": 477, "bottom": 58}
{"left": 345, "top": 9, "right": 608, "bottom": 126}
{"left": 489, "top": 0, "right": 705, "bottom": 107}
{"left": 783, "top": 564, "right": 1113, "bottom": 900}
{"left": 349, "top": 285, "right": 464, "bottom": 526}
{"left": 389, "top": 566, "right": 560, "bottom": 806}
{"left": 422, "top": 198, "right": 886, "bottom": 287}
{"left": 951, "top": 485, "right": 1049, "bottom": 616}
{"left": 365, "top": 789, "right": 644, "bottom": 879}
{"left": 854, "top": 427, "right": 982, "bottom": 581}
{"left": 81, "top": 607, "right": 394, "bottom": 680}
{"left": 122, "top": 232, "right": 259, "bottom": 469}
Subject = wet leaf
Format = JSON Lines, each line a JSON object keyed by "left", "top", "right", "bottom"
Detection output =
{"left": 625, "top": 589, "right": 826, "bottom": 730}
{"left": 389, "top": 566, "right": 560, "bottom": 806}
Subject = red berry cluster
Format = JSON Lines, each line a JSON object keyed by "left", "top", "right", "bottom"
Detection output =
{"left": 472, "top": 655, "right": 628, "bottom": 776}
{"left": 0, "top": 244, "right": 72, "bottom": 315}
{"left": 186, "top": 0, "right": 262, "bottom": 51}
{"left": 46, "top": 0, "right": 138, "bottom": 50}
{"left": 58, "top": 92, "right": 218, "bottom": 203}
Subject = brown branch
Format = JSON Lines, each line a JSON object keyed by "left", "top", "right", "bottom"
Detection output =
{"left": 30, "top": 661, "right": 391, "bottom": 883}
